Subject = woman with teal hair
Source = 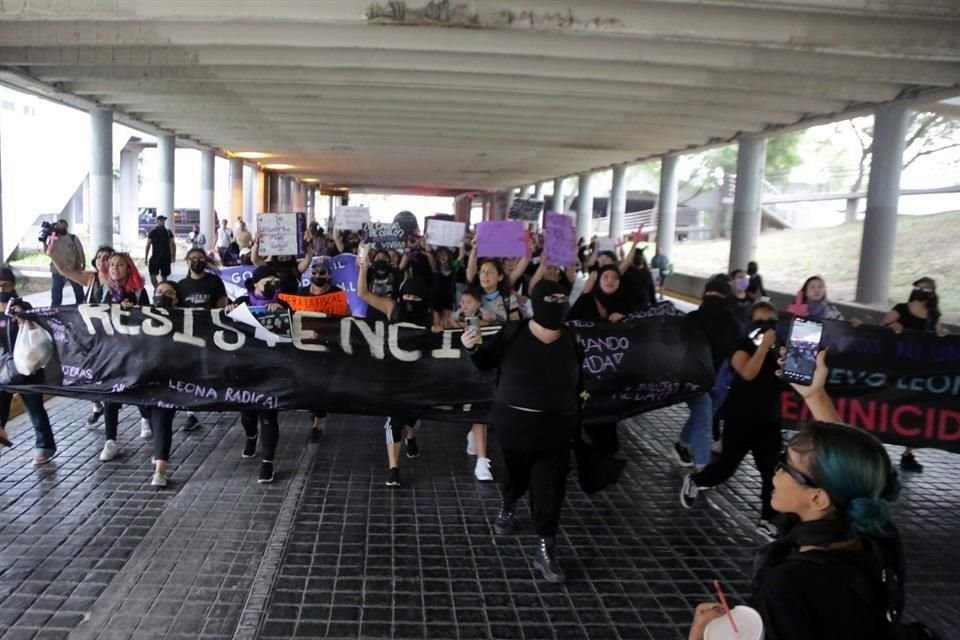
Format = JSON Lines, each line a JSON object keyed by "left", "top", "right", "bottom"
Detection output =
{"left": 687, "top": 349, "right": 934, "bottom": 640}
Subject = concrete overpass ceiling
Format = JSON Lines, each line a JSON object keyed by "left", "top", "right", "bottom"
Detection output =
{"left": 1, "top": 1, "right": 958, "bottom": 193}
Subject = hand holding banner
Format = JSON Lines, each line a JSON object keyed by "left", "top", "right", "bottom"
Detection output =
{"left": 279, "top": 291, "right": 349, "bottom": 316}
{"left": 476, "top": 220, "right": 527, "bottom": 258}
{"left": 543, "top": 212, "right": 576, "bottom": 267}
{"left": 425, "top": 219, "right": 466, "bottom": 248}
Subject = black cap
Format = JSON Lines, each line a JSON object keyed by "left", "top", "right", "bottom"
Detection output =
{"left": 0, "top": 266, "right": 15, "bottom": 284}
{"left": 156, "top": 214, "right": 167, "bottom": 221}
{"left": 400, "top": 277, "right": 430, "bottom": 301}
{"left": 703, "top": 276, "right": 733, "bottom": 298}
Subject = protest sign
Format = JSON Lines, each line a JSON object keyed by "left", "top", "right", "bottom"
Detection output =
{"left": 279, "top": 291, "right": 350, "bottom": 316}
{"left": 334, "top": 206, "right": 370, "bottom": 231}
{"left": 508, "top": 198, "right": 545, "bottom": 222}
{"left": 326, "top": 253, "right": 367, "bottom": 317}
{"left": 476, "top": 220, "right": 527, "bottom": 258}
{"left": 543, "top": 212, "right": 576, "bottom": 267}
{"left": 218, "top": 265, "right": 256, "bottom": 298}
{"left": 425, "top": 219, "right": 466, "bottom": 248}
{"left": 258, "top": 212, "right": 306, "bottom": 257}
{"left": 595, "top": 238, "right": 617, "bottom": 253}
{"left": 361, "top": 222, "right": 405, "bottom": 250}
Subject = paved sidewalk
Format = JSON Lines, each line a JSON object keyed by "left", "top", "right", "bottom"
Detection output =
{"left": 0, "top": 398, "right": 957, "bottom": 640}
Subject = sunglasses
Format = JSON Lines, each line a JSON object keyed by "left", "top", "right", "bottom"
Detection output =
{"left": 776, "top": 451, "right": 819, "bottom": 488}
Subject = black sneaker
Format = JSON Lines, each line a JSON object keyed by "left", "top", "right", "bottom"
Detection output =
{"left": 258, "top": 461, "right": 275, "bottom": 484}
{"left": 900, "top": 452, "right": 924, "bottom": 473}
{"left": 494, "top": 502, "right": 515, "bottom": 535}
{"left": 182, "top": 414, "right": 201, "bottom": 432}
{"left": 405, "top": 438, "right": 420, "bottom": 459}
{"left": 86, "top": 409, "right": 103, "bottom": 426}
{"left": 309, "top": 428, "right": 324, "bottom": 443}
{"left": 672, "top": 442, "right": 693, "bottom": 467}
{"left": 242, "top": 437, "right": 258, "bottom": 459}
{"left": 680, "top": 473, "right": 700, "bottom": 509}
{"left": 385, "top": 467, "right": 400, "bottom": 487}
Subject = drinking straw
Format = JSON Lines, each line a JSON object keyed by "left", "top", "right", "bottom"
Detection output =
{"left": 713, "top": 579, "right": 739, "bottom": 635}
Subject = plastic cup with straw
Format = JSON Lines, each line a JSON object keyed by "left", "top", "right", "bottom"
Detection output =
{"left": 713, "top": 579, "right": 739, "bottom": 635}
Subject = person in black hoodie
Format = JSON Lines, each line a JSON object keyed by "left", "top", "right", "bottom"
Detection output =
{"left": 567, "top": 265, "right": 635, "bottom": 323}
{"left": 358, "top": 250, "right": 433, "bottom": 487}
{"left": 689, "top": 351, "right": 912, "bottom": 640}
{"left": 671, "top": 276, "right": 741, "bottom": 470}
{"left": 461, "top": 280, "right": 581, "bottom": 584}
{"left": 0, "top": 278, "right": 55, "bottom": 465}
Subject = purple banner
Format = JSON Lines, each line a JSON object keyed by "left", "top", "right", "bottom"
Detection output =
{"left": 476, "top": 220, "right": 527, "bottom": 258}
{"left": 543, "top": 211, "right": 576, "bottom": 267}
{"left": 326, "top": 253, "right": 367, "bottom": 317}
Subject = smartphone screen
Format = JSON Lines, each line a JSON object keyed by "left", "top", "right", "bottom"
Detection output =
{"left": 466, "top": 316, "right": 483, "bottom": 343}
{"left": 782, "top": 317, "right": 824, "bottom": 385}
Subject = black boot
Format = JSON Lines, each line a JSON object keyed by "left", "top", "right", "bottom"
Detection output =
{"left": 494, "top": 501, "right": 515, "bottom": 535}
{"left": 533, "top": 537, "right": 565, "bottom": 584}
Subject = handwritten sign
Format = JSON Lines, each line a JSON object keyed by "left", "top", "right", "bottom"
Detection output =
{"left": 279, "top": 291, "right": 349, "bottom": 316}
{"left": 595, "top": 238, "right": 617, "bottom": 253}
{"left": 544, "top": 212, "right": 576, "bottom": 267}
{"left": 476, "top": 220, "right": 527, "bottom": 258}
{"left": 361, "top": 222, "right": 405, "bottom": 251}
{"left": 334, "top": 206, "right": 370, "bottom": 231}
{"left": 425, "top": 219, "right": 466, "bottom": 248}
{"left": 508, "top": 198, "right": 544, "bottom": 222}
{"left": 326, "top": 253, "right": 367, "bottom": 317}
{"left": 258, "top": 213, "right": 305, "bottom": 257}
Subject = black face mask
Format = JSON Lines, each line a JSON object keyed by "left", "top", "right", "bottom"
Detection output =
{"left": 751, "top": 319, "right": 778, "bottom": 333}
{"left": 401, "top": 299, "right": 430, "bottom": 325}
{"left": 311, "top": 276, "right": 329, "bottom": 287}
{"left": 261, "top": 282, "right": 278, "bottom": 299}
{"left": 153, "top": 294, "right": 175, "bottom": 309}
{"left": 373, "top": 260, "right": 390, "bottom": 273}
{"left": 0, "top": 292, "right": 15, "bottom": 304}
{"left": 532, "top": 296, "right": 568, "bottom": 330}
{"left": 909, "top": 288, "right": 935, "bottom": 303}
{"left": 189, "top": 260, "right": 207, "bottom": 275}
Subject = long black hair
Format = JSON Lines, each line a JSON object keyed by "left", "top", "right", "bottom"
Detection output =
{"left": 909, "top": 277, "right": 941, "bottom": 332}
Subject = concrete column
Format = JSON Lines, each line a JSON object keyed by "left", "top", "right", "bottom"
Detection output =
{"left": 299, "top": 183, "right": 308, "bottom": 212}
{"left": 89, "top": 108, "right": 114, "bottom": 250}
{"left": 728, "top": 137, "right": 766, "bottom": 272}
{"left": 534, "top": 182, "right": 544, "bottom": 200}
{"left": 280, "top": 177, "right": 293, "bottom": 211}
{"left": 200, "top": 150, "right": 215, "bottom": 251}
{"left": 656, "top": 155, "right": 680, "bottom": 258}
{"left": 576, "top": 173, "right": 593, "bottom": 243}
{"left": 0, "top": 150, "right": 5, "bottom": 261}
{"left": 551, "top": 178, "right": 564, "bottom": 212}
{"left": 609, "top": 164, "right": 628, "bottom": 240}
{"left": 856, "top": 104, "right": 909, "bottom": 304}
{"left": 157, "top": 134, "right": 175, "bottom": 232}
{"left": 505, "top": 189, "right": 517, "bottom": 218}
{"left": 242, "top": 164, "right": 254, "bottom": 226}
{"left": 228, "top": 157, "right": 243, "bottom": 228}
{"left": 254, "top": 169, "right": 265, "bottom": 231}
{"left": 267, "top": 172, "right": 279, "bottom": 212}
{"left": 118, "top": 146, "right": 139, "bottom": 252}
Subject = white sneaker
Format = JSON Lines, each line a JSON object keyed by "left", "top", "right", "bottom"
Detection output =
{"left": 466, "top": 430, "right": 477, "bottom": 456}
{"left": 474, "top": 457, "right": 494, "bottom": 482}
{"left": 140, "top": 418, "right": 152, "bottom": 440}
{"left": 99, "top": 439, "right": 118, "bottom": 462}
{"left": 151, "top": 471, "right": 167, "bottom": 487}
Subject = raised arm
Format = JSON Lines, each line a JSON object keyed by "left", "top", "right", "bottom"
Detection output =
{"left": 466, "top": 241, "right": 479, "bottom": 283}
{"left": 357, "top": 250, "right": 396, "bottom": 317}
{"left": 46, "top": 244, "right": 94, "bottom": 288}
{"left": 619, "top": 243, "right": 637, "bottom": 274}
{"left": 251, "top": 232, "right": 267, "bottom": 267}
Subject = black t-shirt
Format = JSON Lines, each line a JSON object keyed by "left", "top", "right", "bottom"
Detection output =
{"left": 891, "top": 303, "right": 934, "bottom": 332}
{"left": 178, "top": 273, "right": 227, "bottom": 309}
{"left": 147, "top": 226, "right": 173, "bottom": 263}
{"left": 621, "top": 266, "right": 656, "bottom": 310}
{"left": 726, "top": 336, "right": 783, "bottom": 420}
{"left": 493, "top": 324, "right": 579, "bottom": 415}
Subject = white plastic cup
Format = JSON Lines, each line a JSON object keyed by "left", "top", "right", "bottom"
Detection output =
{"left": 704, "top": 606, "right": 764, "bottom": 640}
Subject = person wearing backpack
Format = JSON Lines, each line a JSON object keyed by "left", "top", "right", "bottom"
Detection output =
{"left": 688, "top": 350, "right": 940, "bottom": 640}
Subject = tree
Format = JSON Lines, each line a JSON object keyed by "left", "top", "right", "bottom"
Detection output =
{"left": 843, "top": 111, "right": 960, "bottom": 222}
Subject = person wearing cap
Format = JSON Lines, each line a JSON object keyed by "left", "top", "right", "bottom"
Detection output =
{"left": 357, "top": 248, "right": 432, "bottom": 488}
{"left": 0, "top": 270, "right": 56, "bottom": 464}
{"left": 882, "top": 277, "right": 949, "bottom": 473}
{"left": 144, "top": 215, "right": 175, "bottom": 287}
{"left": 671, "top": 276, "right": 742, "bottom": 474}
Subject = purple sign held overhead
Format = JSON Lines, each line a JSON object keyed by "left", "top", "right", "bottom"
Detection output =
{"left": 476, "top": 220, "right": 527, "bottom": 258}
{"left": 326, "top": 253, "right": 368, "bottom": 318}
{"left": 543, "top": 212, "right": 576, "bottom": 267}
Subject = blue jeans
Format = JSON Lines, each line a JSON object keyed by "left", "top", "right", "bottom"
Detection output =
{"left": 0, "top": 390, "right": 55, "bottom": 455}
{"left": 51, "top": 272, "right": 85, "bottom": 306}
{"left": 680, "top": 393, "right": 713, "bottom": 468}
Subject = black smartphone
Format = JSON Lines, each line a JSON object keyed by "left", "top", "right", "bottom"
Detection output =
{"left": 782, "top": 317, "right": 824, "bottom": 386}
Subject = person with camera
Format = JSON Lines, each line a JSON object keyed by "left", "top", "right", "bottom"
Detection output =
{"left": 681, "top": 301, "right": 785, "bottom": 540}
{"left": 0, "top": 269, "right": 56, "bottom": 464}
{"left": 42, "top": 219, "right": 86, "bottom": 306}
{"left": 144, "top": 215, "right": 175, "bottom": 288}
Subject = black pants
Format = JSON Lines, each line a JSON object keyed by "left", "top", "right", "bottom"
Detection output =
{"left": 103, "top": 403, "right": 149, "bottom": 440}
{"left": 0, "top": 390, "right": 55, "bottom": 453}
{"left": 692, "top": 413, "right": 781, "bottom": 521}
{"left": 385, "top": 415, "right": 416, "bottom": 444}
{"left": 51, "top": 272, "right": 84, "bottom": 306}
{"left": 240, "top": 410, "right": 278, "bottom": 460}
{"left": 149, "top": 407, "right": 174, "bottom": 462}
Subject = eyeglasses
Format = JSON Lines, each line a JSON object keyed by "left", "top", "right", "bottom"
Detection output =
{"left": 776, "top": 451, "right": 819, "bottom": 488}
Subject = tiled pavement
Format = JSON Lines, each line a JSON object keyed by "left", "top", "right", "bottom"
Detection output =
{"left": 0, "top": 398, "right": 957, "bottom": 640}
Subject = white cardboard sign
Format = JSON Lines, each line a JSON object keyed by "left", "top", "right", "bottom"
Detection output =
{"left": 425, "top": 219, "right": 466, "bottom": 248}
{"left": 257, "top": 213, "right": 300, "bottom": 256}
{"left": 334, "top": 206, "right": 370, "bottom": 231}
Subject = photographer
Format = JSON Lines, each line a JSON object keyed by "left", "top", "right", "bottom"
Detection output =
{"left": 42, "top": 219, "right": 85, "bottom": 306}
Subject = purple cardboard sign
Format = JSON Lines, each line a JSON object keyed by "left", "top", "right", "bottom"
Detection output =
{"left": 326, "top": 253, "right": 368, "bottom": 318}
{"left": 476, "top": 220, "right": 527, "bottom": 258}
{"left": 543, "top": 212, "right": 576, "bottom": 267}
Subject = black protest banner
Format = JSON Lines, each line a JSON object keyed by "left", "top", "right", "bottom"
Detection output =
{"left": 508, "top": 198, "right": 545, "bottom": 222}
{"left": 6, "top": 304, "right": 712, "bottom": 425}
{"left": 777, "top": 316, "right": 960, "bottom": 452}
